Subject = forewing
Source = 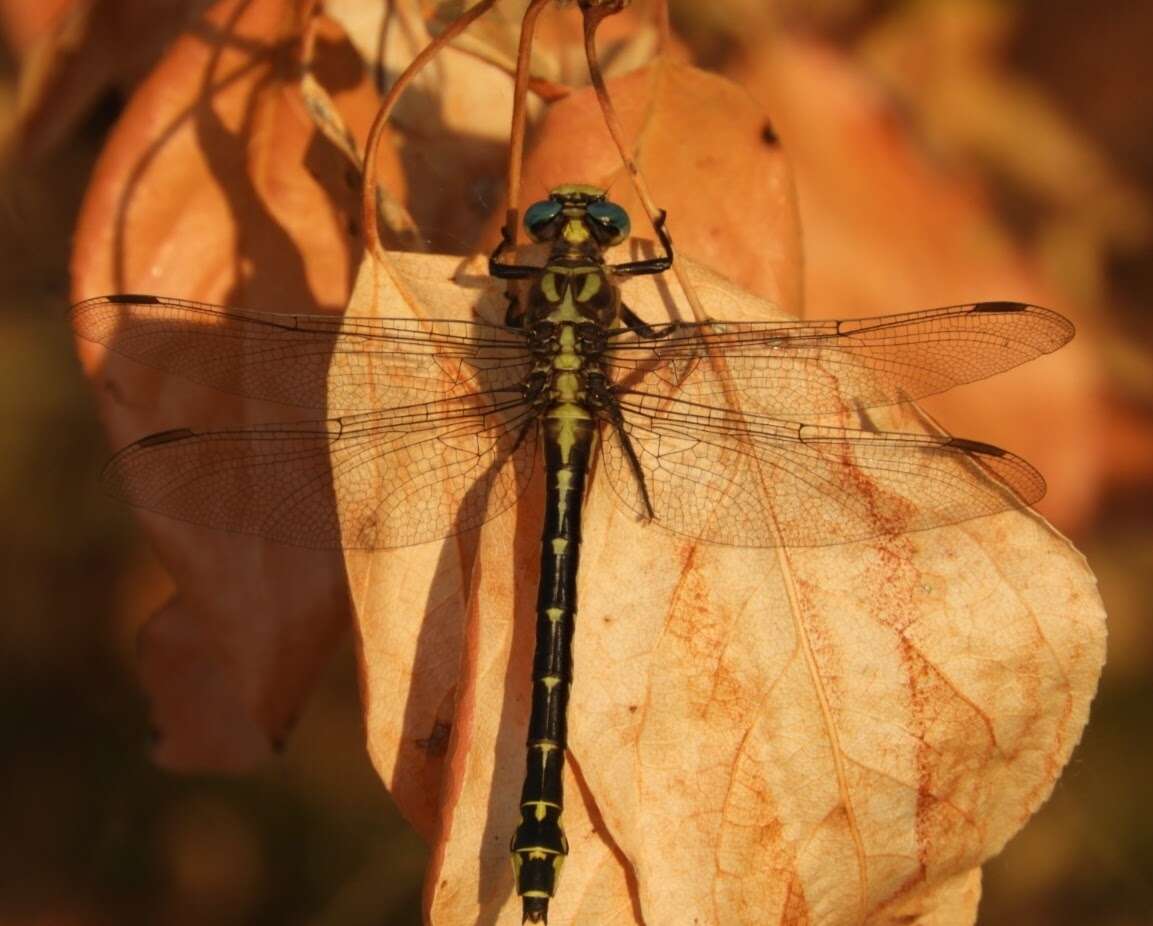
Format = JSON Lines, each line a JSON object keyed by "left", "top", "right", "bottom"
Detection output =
{"left": 602, "top": 302, "right": 1072, "bottom": 418}
{"left": 71, "top": 294, "right": 533, "bottom": 412}
{"left": 602, "top": 391, "right": 1045, "bottom": 548}
{"left": 104, "top": 397, "right": 537, "bottom": 549}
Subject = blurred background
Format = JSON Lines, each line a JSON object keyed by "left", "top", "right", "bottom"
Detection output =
{"left": 0, "top": 1, "right": 1150, "bottom": 924}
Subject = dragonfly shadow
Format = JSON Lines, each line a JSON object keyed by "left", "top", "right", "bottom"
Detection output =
{"left": 388, "top": 433, "right": 541, "bottom": 921}
{"left": 466, "top": 464, "right": 546, "bottom": 922}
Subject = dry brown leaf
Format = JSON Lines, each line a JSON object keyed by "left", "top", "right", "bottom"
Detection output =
{"left": 739, "top": 36, "right": 1108, "bottom": 536}
{"left": 70, "top": 0, "right": 396, "bottom": 770}
{"left": 343, "top": 248, "right": 1104, "bottom": 924}
{"left": 344, "top": 61, "right": 1103, "bottom": 920}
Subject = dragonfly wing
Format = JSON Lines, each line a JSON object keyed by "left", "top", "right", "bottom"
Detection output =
{"left": 602, "top": 392, "right": 1045, "bottom": 548}
{"left": 602, "top": 303, "right": 1073, "bottom": 418}
{"left": 104, "top": 397, "right": 538, "bottom": 549}
{"left": 72, "top": 294, "right": 533, "bottom": 412}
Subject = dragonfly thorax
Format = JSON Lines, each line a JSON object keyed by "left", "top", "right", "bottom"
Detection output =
{"left": 524, "top": 263, "right": 620, "bottom": 329}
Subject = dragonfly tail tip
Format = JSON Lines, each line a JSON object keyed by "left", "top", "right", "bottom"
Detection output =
{"left": 522, "top": 897, "right": 549, "bottom": 923}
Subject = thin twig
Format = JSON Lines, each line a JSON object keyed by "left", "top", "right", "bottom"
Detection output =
{"left": 361, "top": 0, "right": 502, "bottom": 260}
{"left": 581, "top": 0, "right": 712, "bottom": 322}
{"left": 504, "top": 0, "right": 555, "bottom": 251}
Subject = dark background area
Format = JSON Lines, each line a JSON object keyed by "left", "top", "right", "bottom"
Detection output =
{"left": 1, "top": 1, "right": 1150, "bottom": 924}
{"left": 0, "top": 138, "right": 428, "bottom": 924}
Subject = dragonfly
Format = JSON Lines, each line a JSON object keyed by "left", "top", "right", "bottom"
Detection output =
{"left": 72, "top": 184, "right": 1073, "bottom": 923}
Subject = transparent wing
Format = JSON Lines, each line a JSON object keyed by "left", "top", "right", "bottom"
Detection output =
{"left": 72, "top": 294, "right": 533, "bottom": 412}
{"left": 104, "top": 395, "right": 538, "bottom": 549}
{"left": 602, "top": 391, "right": 1045, "bottom": 548}
{"left": 602, "top": 303, "right": 1072, "bottom": 418}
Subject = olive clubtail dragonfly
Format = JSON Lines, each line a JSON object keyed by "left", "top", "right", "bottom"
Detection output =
{"left": 71, "top": 185, "right": 1072, "bottom": 923}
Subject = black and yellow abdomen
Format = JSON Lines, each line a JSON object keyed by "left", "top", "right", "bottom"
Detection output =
{"left": 510, "top": 401, "right": 594, "bottom": 921}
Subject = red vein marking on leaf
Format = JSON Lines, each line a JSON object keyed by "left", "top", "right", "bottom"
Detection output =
{"left": 782, "top": 871, "right": 810, "bottom": 924}
{"left": 839, "top": 751, "right": 981, "bottom": 836}
{"left": 900, "top": 631, "right": 980, "bottom": 907}
{"left": 716, "top": 723, "right": 803, "bottom": 921}
{"left": 648, "top": 540, "right": 704, "bottom": 666}
{"left": 900, "top": 634, "right": 1000, "bottom": 752}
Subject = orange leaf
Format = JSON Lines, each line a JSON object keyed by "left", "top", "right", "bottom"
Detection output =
{"left": 70, "top": 0, "right": 395, "bottom": 770}
{"left": 741, "top": 36, "right": 1108, "bottom": 535}
{"left": 338, "top": 62, "right": 1103, "bottom": 923}
{"left": 340, "top": 247, "right": 1104, "bottom": 923}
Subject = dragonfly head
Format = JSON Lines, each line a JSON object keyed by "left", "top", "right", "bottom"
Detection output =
{"left": 524, "top": 185, "right": 631, "bottom": 251}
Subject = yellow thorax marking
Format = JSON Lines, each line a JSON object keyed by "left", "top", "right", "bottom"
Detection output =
{"left": 554, "top": 326, "right": 580, "bottom": 371}
{"left": 562, "top": 219, "right": 589, "bottom": 244}
{"left": 548, "top": 304, "right": 581, "bottom": 322}
{"left": 541, "top": 271, "right": 559, "bottom": 304}
{"left": 576, "top": 272, "right": 601, "bottom": 303}
{"left": 543, "top": 264, "right": 604, "bottom": 328}
{"left": 552, "top": 371, "right": 580, "bottom": 401}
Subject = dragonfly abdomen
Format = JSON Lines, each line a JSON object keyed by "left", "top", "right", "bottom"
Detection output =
{"left": 512, "top": 405, "right": 594, "bottom": 924}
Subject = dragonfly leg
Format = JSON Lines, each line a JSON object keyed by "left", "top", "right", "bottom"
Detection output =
{"left": 611, "top": 419, "right": 655, "bottom": 520}
{"left": 610, "top": 209, "right": 673, "bottom": 277}
{"left": 620, "top": 303, "right": 678, "bottom": 340}
{"left": 489, "top": 224, "right": 540, "bottom": 280}
{"left": 491, "top": 224, "right": 538, "bottom": 327}
{"left": 587, "top": 374, "right": 656, "bottom": 520}
{"left": 504, "top": 291, "right": 525, "bottom": 328}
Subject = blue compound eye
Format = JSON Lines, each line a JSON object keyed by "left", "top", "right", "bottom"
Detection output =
{"left": 523, "top": 199, "right": 564, "bottom": 240}
{"left": 586, "top": 200, "right": 630, "bottom": 244}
